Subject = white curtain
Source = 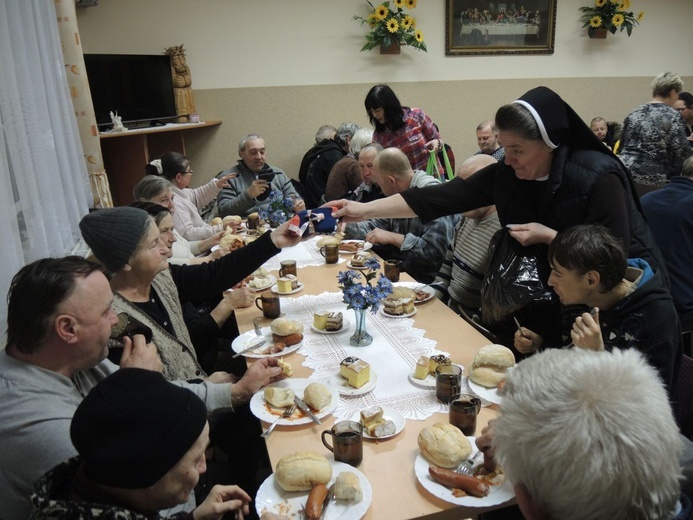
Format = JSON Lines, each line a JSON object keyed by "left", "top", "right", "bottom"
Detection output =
{"left": 0, "top": 1, "right": 92, "bottom": 332}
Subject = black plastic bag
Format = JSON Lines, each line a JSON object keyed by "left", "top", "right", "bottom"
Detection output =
{"left": 481, "top": 229, "right": 555, "bottom": 325}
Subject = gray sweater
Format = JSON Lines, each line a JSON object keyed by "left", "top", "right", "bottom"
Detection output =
{"left": 0, "top": 352, "right": 232, "bottom": 520}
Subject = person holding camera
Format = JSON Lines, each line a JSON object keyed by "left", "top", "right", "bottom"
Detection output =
{"left": 217, "top": 134, "right": 305, "bottom": 217}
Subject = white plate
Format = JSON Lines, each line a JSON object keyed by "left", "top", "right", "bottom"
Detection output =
{"left": 351, "top": 406, "right": 405, "bottom": 440}
{"left": 345, "top": 261, "right": 369, "bottom": 270}
{"left": 230, "top": 327, "right": 302, "bottom": 359}
{"left": 338, "top": 240, "right": 364, "bottom": 254}
{"left": 310, "top": 319, "right": 350, "bottom": 335}
{"left": 468, "top": 379, "right": 502, "bottom": 405}
{"left": 391, "top": 282, "right": 435, "bottom": 304}
{"left": 414, "top": 438, "right": 515, "bottom": 507}
{"left": 329, "top": 370, "right": 377, "bottom": 396}
{"left": 255, "top": 460, "right": 372, "bottom": 519}
{"left": 408, "top": 370, "right": 437, "bottom": 388}
{"left": 248, "top": 274, "right": 277, "bottom": 292}
{"left": 249, "top": 378, "right": 339, "bottom": 426}
{"left": 378, "top": 306, "right": 417, "bottom": 319}
{"left": 270, "top": 282, "right": 305, "bottom": 295}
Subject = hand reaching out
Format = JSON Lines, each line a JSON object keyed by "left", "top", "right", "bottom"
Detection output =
{"left": 513, "top": 327, "right": 542, "bottom": 354}
{"left": 571, "top": 308, "right": 603, "bottom": 351}
{"left": 506, "top": 222, "right": 558, "bottom": 246}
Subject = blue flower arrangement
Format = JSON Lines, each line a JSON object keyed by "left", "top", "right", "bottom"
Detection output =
{"left": 259, "top": 190, "right": 294, "bottom": 226}
{"left": 337, "top": 258, "right": 393, "bottom": 313}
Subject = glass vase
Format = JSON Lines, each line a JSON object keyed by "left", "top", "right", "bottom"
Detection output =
{"left": 350, "top": 308, "right": 373, "bottom": 347}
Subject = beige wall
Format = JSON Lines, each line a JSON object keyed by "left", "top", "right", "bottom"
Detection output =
{"left": 76, "top": 0, "right": 693, "bottom": 188}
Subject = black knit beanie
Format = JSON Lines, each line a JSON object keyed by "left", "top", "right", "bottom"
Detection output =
{"left": 70, "top": 368, "right": 208, "bottom": 489}
{"left": 79, "top": 207, "right": 150, "bottom": 273}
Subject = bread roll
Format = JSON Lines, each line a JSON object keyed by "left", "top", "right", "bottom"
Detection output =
{"left": 334, "top": 471, "right": 363, "bottom": 502}
{"left": 275, "top": 451, "right": 332, "bottom": 491}
{"left": 211, "top": 217, "right": 223, "bottom": 226}
{"left": 418, "top": 423, "right": 472, "bottom": 468}
{"left": 317, "top": 235, "right": 341, "bottom": 247}
{"left": 469, "top": 344, "right": 515, "bottom": 388}
{"left": 277, "top": 358, "right": 293, "bottom": 377}
{"left": 390, "top": 286, "right": 416, "bottom": 300}
{"left": 271, "top": 318, "right": 304, "bottom": 336}
{"left": 264, "top": 387, "right": 295, "bottom": 408}
{"left": 303, "top": 382, "right": 332, "bottom": 411}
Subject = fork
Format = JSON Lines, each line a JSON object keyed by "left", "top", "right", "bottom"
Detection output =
{"left": 253, "top": 317, "right": 262, "bottom": 337}
{"left": 261, "top": 403, "right": 296, "bottom": 438}
{"left": 456, "top": 450, "right": 484, "bottom": 476}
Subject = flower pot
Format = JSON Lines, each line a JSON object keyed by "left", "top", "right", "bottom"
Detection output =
{"left": 379, "top": 41, "right": 401, "bottom": 54}
{"left": 589, "top": 28, "right": 608, "bottom": 39}
{"left": 350, "top": 308, "right": 373, "bottom": 347}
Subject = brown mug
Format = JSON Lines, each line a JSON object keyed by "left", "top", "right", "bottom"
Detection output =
{"left": 435, "top": 364, "right": 463, "bottom": 404}
{"left": 247, "top": 214, "right": 260, "bottom": 230}
{"left": 384, "top": 259, "right": 401, "bottom": 282}
{"left": 255, "top": 293, "right": 281, "bottom": 319}
{"left": 320, "top": 243, "right": 339, "bottom": 264}
{"left": 279, "top": 260, "right": 297, "bottom": 278}
{"left": 449, "top": 393, "right": 481, "bottom": 435}
{"left": 321, "top": 420, "right": 363, "bottom": 467}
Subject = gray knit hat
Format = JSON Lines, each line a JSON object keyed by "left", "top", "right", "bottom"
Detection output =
{"left": 79, "top": 207, "right": 150, "bottom": 273}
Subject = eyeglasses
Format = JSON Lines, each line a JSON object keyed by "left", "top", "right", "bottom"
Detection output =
{"left": 184, "top": 170, "right": 193, "bottom": 175}
{"left": 676, "top": 107, "right": 686, "bottom": 112}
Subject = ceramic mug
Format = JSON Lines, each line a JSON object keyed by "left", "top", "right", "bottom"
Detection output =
{"left": 321, "top": 420, "right": 363, "bottom": 467}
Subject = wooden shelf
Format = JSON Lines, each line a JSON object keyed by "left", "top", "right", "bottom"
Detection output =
{"left": 99, "top": 120, "right": 222, "bottom": 206}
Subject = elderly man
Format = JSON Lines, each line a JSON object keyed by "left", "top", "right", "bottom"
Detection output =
{"left": 344, "top": 147, "right": 455, "bottom": 283}
{"left": 474, "top": 120, "right": 505, "bottom": 161}
{"left": 431, "top": 154, "right": 500, "bottom": 316}
{"left": 217, "top": 134, "right": 305, "bottom": 217}
{"left": 0, "top": 257, "right": 284, "bottom": 519}
{"left": 29, "top": 368, "right": 287, "bottom": 520}
{"left": 344, "top": 143, "right": 385, "bottom": 203}
{"left": 477, "top": 347, "right": 690, "bottom": 520}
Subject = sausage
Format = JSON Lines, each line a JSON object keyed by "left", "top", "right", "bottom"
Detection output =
{"left": 304, "top": 483, "right": 328, "bottom": 519}
{"left": 428, "top": 465, "right": 490, "bottom": 497}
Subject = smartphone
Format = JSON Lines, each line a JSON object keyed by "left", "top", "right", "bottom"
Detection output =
{"left": 257, "top": 172, "right": 275, "bottom": 183}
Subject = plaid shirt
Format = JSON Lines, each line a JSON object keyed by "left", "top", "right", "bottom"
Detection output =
{"left": 373, "top": 108, "right": 442, "bottom": 175}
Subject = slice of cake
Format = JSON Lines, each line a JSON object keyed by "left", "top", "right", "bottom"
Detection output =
{"left": 325, "top": 312, "right": 343, "bottom": 331}
{"left": 313, "top": 311, "right": 330, "bottom": 330}
{"left": 429, "top": 354, "right": 451, "bottom": 375}
{"left": 360, "top": 406, "right": 384, "bottom": 432}
{"left": 383, "top": 298, "right": 404, "bottom": 316}
{"left": 401, "top": 297, "right": 415, "bottom": 315}
{"left": 277, "top": 277, "right": 293, "bottom": 293}
{"left": 351, "top": 251, "right": 372, "bottom": 267}
{"left": 340, "top": 357, "right": 371, "bottom": 388}
{"left": 414, "top": 355, "right": 430, "bottom": 380}
{"left": 372, "top": 420, "right": 397, "bottom": 438}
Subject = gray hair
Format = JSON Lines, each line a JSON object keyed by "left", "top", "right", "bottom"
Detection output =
{"left": 495, "top": 348, "right": 682, "bottom": 520}
{"left": 651, "top": 72, "right": 684, "bottom": 98}
{"left": 349, "top": 128, "right": 374, "bottom": 156}
{"left": 315, "top": 124, "right": 337, "bottom": 143}
{"left": 335, "top": 122, "right": 361, "bottom": 148}
{"left": 133, "top": 175, "right": 173, "bottom": 201}
{"left": 476, "top": 120, "right": 497, "bottom": 132}
{"left": 238, "top": 134, "right": 263, "bottom": 154}
{"left": 683, "top": 156, "right": 693, "bottom": 178}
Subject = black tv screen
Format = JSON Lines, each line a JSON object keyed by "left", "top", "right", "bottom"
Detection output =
{"left": 84, "top": 54, "right": 178, "bottom": 128}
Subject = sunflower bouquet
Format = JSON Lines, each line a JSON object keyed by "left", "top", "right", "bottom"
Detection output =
{"left": 353, "top": 0, "right": 427, "bottom": 52}
{"left": 579, "top": 0, "right": 643, "bottom": 37}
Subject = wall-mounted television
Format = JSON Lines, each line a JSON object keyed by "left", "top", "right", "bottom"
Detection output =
{"left": 84, "top": 54, "right": 178, "bottom": 128}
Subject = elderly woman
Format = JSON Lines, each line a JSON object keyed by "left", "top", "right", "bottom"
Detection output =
{"left": 325, "top": 127, "right": 374, "bottom": 201}
{"left": 145, "top": 151, "right": 235, "bottom": 240}
{"left": 130, "top": 202, "right": 252, "bottom": 374}
{"left": 335, "top": 86, "right": 666, "bottom": 346}
{"left": 79, "top": 206, "right": 300, "bottom": 382}
{"left": 134, "top": 175, "right": 225, "bottom": 265}
{"left": 365, "top": 84, "right": 442, "bottom": 175}
{"left": 619, "top": 72, "right": 692, "bottom": 195}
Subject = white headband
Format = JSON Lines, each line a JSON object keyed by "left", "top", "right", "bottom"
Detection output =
{"left": 513, "top": 100, "right": 558, "bottom": 150}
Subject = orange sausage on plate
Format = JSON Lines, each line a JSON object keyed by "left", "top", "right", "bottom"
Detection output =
{"left": 428, "top": 465, "right": 490, "bottom": 497}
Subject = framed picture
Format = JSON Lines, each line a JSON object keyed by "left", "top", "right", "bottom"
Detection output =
{"left": 445, "top": 1, "right": 557, "bottom": 56}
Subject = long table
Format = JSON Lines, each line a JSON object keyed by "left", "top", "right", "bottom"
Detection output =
{"left": 234, "top": 252, "right": 508, "bottom": 519}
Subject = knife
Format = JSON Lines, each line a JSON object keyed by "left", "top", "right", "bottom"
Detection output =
{"left": 232, "top": 337, "right": 267, "bottom": 358}
{"left": 294, "top": 396, "right": 321, "bottom": 425}
{"left": 319, "top": 483, "right": 334, "bottom": 520}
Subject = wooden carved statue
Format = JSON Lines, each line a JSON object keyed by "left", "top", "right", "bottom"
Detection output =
{"left": 164, "top": 44, "right": 196, "bottom": 123}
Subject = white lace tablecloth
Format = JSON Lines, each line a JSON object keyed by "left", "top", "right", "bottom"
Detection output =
{"left": 278, "top": 291, "right": 463, "bottom": 421}
{"left": 261, "top": 236, "right": 347, "bottom": 271}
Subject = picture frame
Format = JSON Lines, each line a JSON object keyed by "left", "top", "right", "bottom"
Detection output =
{"left": 445, "top": 1, "right": 557, "bottom": 56}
